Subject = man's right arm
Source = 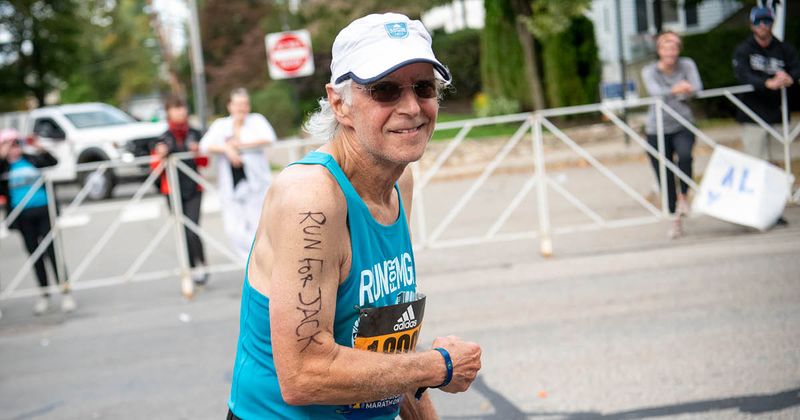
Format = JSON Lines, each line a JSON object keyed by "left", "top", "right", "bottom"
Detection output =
{"left": 641, "top": 65, "right": 672, "bottom": 97}
{"left": 733, "top": 43, "right": 770, "bottom": 91}
{"left": 200, "top": 120, "right": 243, "bottom": 166}
{"left": 27, "top": 142, "right": 58, "bottom": 168}
{"left": 236, "top": 114, "right": 276, "bottom": 150}
{"left": 259, "top": 167, "right": 481, "bottom": 406}
{"left": 199, "top": 121, "right": 229, "bottom": 154}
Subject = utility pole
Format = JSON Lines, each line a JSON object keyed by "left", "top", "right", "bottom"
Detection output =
{"left": 615, "top": 0, "right": 629, "bottom": 144}
{"left": 187, "top": 0, "right": 208, "bottom": 131}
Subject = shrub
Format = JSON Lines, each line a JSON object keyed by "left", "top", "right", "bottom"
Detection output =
{"left": 473, "top": 92, "right": 521, "bottom": 117}
{"left": 682, "top": 27, "right": 749, "bottom": 117}
{"left": 431, "top": 29, "right": 482, "bottom": 101}
{"left": 481, "top": 0, "right": 533, "bottom": 109}
{"left": 249, "top": 81, "right": 299, "bottom": 138}
{"left": 541, "top": 16, "right": 601, "bottom": 108}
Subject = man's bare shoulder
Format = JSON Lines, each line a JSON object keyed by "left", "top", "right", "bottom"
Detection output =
{"left": 265, "top": 163, "right": 347, "bottom": 222}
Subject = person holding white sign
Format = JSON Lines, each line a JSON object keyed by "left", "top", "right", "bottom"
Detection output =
{"left": 225, "top": 13, "right": 481, "bottom": 420}
{"left": 200, "top": 88, "right": 276, "bottom": 262}
{"left": 641, "top": 31, "right": 703, "bottom": 238}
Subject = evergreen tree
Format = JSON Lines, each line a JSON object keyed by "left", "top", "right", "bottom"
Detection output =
{"left": 481, "top": 0, "right": 595, "bottom": 111}
{"left": 541, "top": 16, "right": 600, "bottom": 108}
{"left": 481, "top": 0, "right": 533, "bottom": 109}
{"left": 60, "top": 0, "right": 162, "bottom": 106}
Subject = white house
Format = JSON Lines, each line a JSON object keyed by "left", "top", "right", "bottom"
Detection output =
{"left": 421, "top": 0, "right": 484, "bottom": 33}
{"left": 588, "top": 0, "right": 741, "bottom": 84}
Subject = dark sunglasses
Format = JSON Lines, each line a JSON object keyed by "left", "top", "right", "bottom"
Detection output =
{"left": 357, "top": 80, "right": 438, "bottom": 103}
{"left": 753, "top": 18, "right": 773, "bottom": 26}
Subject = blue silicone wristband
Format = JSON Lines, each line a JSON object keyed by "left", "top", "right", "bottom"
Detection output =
{"left": 414, "top": 347, "right": 454, "bottom": 400}
{"left": 432, "top": 347, "right": 453, "bottom": 388}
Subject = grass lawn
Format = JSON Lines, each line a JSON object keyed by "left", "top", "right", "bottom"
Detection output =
{"left": 433, "top": 112, "right": 522, "bottom": 141}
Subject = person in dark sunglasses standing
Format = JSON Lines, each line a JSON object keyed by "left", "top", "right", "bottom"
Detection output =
{"left": 732, "top": 6, "right": 799, "bottom": 227}
{"left": 226, "top": 13, "right": 482, "bottom": 420}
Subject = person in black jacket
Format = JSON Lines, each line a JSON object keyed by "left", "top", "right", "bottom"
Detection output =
{"left": 732, "top": 6, "right": 799, "bottom": 226}
{"left": 733, "top": 6, "right": 800, "bottom": 160}
{"left": 151, "top": 96, "right": 209, "bottom": 284}
{"left": 0, "top": 128, "right": 76, "bottom": 314}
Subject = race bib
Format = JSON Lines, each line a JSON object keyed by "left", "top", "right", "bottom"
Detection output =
{"left": 339, "top": 294, "right": 426, "bottom": 419}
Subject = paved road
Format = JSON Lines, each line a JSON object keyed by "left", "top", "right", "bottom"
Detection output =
{"left": 1, "top": 142, "right": 799, "bottom": 419}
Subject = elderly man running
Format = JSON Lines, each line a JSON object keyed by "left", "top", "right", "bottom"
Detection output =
{"left": 226, "top": 12, "right": 482, "bottom": 420}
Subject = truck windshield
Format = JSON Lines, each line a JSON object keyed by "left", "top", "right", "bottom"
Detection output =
{"left": 64, "top": 107, "right": 135, "bottom": 128}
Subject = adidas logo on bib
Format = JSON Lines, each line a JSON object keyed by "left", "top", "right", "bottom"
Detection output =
{"left": 393, "top": 305, "right": 417, "bottom": 331}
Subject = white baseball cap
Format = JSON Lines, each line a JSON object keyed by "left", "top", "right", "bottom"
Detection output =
{"left": 330, "top": 13, "right": 451, "bottom": 85}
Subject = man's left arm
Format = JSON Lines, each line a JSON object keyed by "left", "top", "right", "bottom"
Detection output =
{"left": 783, "top": 42, "right": 800, "bottom": 82}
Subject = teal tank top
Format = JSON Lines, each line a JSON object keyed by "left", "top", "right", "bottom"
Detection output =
{"left": 9, "top": 159, "right": 48, "bottom": 209}
{"left": 228, "top": 151, "right": 417, "bottom": 419}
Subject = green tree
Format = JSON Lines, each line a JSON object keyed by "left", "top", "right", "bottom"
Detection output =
{"left": 198, "top": 0, "right": 452, "bottom": 117}
{"left": 250, "top": 81, "right": 298, "bottom": 137}
{"left": 61, "top": 0, "right": 162, "bottom": 106}
{"left": 431, "top": 28, "right": 482, "bottom": 102}
{"left": 482, "top": 0, "right": 592, "bottom": 110}
{"left": 103, "top": 0, "right": 163, "bottom": 104}
{"left": 199, "top": 0, "right": 278, "bottom": 112}
{"left": 481, "top": 0, "right": 533, "bottom": 109}
{"left": 0, "top": 0, "right": 86, "bottom": 107}
{"left": 540, "top": 16, "right": 600, "bottom": 108}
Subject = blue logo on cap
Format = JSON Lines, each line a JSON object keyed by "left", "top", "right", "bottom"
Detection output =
{"left": 385, "top": 22, "right": 409, "bottom": 39}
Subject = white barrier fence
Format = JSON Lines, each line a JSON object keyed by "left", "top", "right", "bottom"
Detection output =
{"left": 1, "top": 85, "right": 796, "bottom": 300}
{"left": 0, "top": 139, "right": 321, "bottom": 301}
{"left": 411, "top": 85, "right": 797, "bottom": 255}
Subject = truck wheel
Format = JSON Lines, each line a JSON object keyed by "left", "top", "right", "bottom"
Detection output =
{"left": 79, "top": 168, "right": 116, "bottom": 200}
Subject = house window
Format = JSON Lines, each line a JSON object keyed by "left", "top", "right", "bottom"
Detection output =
{"left": 686, "top": 0, "right": 698, "bottom": 26}
{"left": 661, "top": 0, "right": 679, "bottom": 24}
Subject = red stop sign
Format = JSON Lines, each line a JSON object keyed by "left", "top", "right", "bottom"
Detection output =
{"left": 270, "top": 34, "right": 309, "bottom": 73}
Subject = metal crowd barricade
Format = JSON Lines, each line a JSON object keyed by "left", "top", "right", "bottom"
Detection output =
{"left": 0, "top": 173, "right": 64, "bottom": 299}
{"left": 410, "top": 85, "right": 798, "bottom": 256}
{"left": 0, "top": 139, "right": 324, "bottom": 301}
{"left": 1, "top": 157, "right": 170, "bottom": 300}
{"left": 1, "top": 84, "right": 796, "bottom": 300}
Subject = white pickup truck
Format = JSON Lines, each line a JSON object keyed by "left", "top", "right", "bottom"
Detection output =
{"left": 0, "top": 103, "right": 166, "bottom": 200}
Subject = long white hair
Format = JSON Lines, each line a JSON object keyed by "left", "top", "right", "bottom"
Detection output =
{"left": 303, "top": 80, "right": 353, "bottom": 142}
